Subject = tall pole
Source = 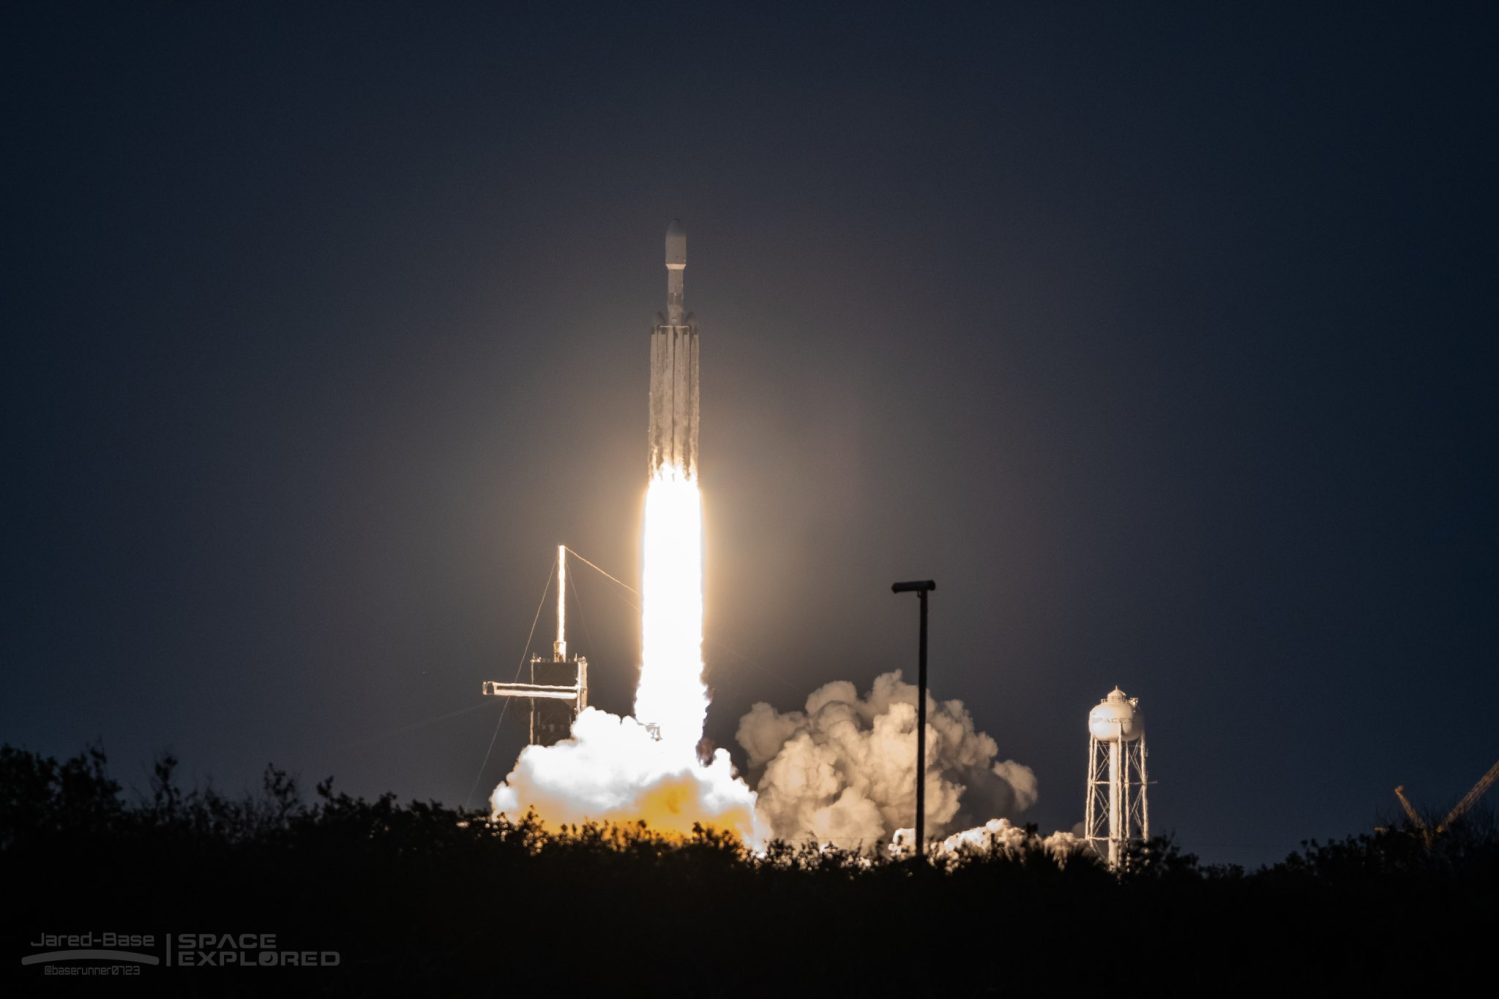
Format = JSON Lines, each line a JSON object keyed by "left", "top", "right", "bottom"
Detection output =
{"left": 554, "top": 544, "right": 567, "bottom": 662}
{"left": 892, "top": 579, "right": 936, "bottom": 860}
{"left": 916, "top": 588, "right": 928, "bottom": 855}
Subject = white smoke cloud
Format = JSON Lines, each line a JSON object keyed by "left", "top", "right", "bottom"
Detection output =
{"left": 892, "top": 818, "right": 1081, "bottom": 866}
{"left": 735, "top": 671, "right": 1038, "bottom": 850}
{"left": 491, "top": 707, "right": 765, "bottom": 845}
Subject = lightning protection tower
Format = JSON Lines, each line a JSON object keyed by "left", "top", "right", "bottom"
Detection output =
{"left": 1083, "top": 686, "right": 1149, "bottom": 868}
{"left": 482, "top": 546, "right": 589, "bottom": 745}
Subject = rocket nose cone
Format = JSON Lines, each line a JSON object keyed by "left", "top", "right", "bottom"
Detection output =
{"left": 665, "top": 219, "right": 686, "bottom": 268}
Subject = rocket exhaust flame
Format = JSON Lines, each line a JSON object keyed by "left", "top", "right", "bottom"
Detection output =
{"left": 635, "top": 466, "right": 707, "bottom": 750}
{"left": 489, "top": 461, "right": 758, "bottom": 842}
{"left": 490, "top": 222, "right": 764, "bottom": 845}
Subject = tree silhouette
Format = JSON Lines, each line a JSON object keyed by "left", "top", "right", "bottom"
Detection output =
{"left": 4, "top": 743, "right": 1494, "bottom": 990}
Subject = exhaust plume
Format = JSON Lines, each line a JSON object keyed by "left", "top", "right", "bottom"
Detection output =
{"left": 735, "top": 671, "right": 1038, "bottom": 850}
{"left": 635, "top": 469, "right": 707, "bottom": 749}
{"left": 892, "top": 818, "right": 1081, "bottom": 865}
{"left": 490, "top": 706, "right": 760, "bottom": 840}
{"left": 490, "top": 468, "right": 766, "bottom": 846}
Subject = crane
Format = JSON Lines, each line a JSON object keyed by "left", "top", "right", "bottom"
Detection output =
{"left": 1393, "top": 756, "right": 1499, "bottom": 846}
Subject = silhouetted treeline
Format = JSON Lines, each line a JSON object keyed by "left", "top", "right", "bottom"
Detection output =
{"left": 4, "top": 744, "right": 1494, "bottom": 993}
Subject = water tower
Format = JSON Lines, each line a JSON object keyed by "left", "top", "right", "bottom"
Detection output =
{"left": 1083, "top": 686, "right": 1149, "bottom": 868}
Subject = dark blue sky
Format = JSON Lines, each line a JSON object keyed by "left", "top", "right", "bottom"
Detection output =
{"left": 4, "top": 2, "right": 1496, "bottom": 866}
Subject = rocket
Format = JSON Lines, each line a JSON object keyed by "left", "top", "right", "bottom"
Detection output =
{"left": 648, "top": 219, "right": 699, "bottom": 479}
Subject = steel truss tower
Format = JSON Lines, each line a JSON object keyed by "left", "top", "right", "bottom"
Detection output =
{"left": 1083, "top": 687, "right": 1149, "bottom": 868}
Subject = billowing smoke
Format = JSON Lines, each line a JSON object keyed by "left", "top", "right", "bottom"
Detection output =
{"left": 893, "top": 818, "right": 1081, "bottom": 865}
{"left": 736, "top": 671, "right": 1038, "bottom": 850}
{"left": 490, "top": 707, "right": 764, "bottom": 843}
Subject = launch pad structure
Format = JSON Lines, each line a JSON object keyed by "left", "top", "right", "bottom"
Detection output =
{"left": 482, "top": 545, "right": 589, "bottom": 746}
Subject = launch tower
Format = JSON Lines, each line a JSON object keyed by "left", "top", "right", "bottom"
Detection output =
{"left": 482, "top": 546, "right": 589, "bottom": 746}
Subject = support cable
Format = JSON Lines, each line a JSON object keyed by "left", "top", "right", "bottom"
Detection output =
{"left": 464, "top": 556, "right": 556, "bottom": 810}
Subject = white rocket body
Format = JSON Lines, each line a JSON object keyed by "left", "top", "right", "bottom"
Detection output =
{"left": 649, "top": 219, "right": 699, "bottom": 479}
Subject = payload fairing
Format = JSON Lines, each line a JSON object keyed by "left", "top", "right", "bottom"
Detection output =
{"left": 648, "top": 219, "right": 699, "bottom": 480}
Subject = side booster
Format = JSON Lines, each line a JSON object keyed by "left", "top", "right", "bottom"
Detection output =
{"left": 648, "top": 219, "right": 699, "bottom": 480}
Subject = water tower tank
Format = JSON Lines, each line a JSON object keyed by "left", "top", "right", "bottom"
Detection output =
{"left": 1088, "top": 686, "right": 1144, "bottom": 742}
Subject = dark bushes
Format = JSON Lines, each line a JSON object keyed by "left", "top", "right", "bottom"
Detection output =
{"left": 4, "top": 744, "right": 1494, "bottom": 991}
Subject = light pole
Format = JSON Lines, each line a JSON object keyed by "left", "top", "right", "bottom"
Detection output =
{"left": 891, "top": 579, "right": 935, "bottom": 859}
